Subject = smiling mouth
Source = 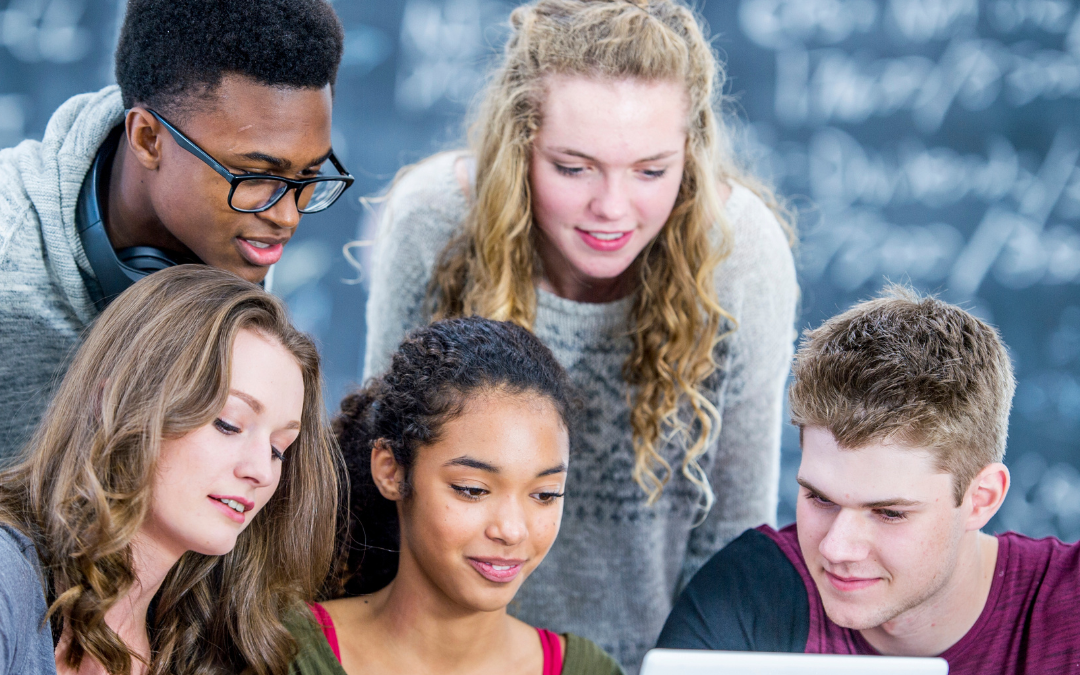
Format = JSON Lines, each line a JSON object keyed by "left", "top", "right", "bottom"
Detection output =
{"left": 586, "top": 231, "right": 630, "bottom": 241}
{"left": 468, "top": 558, "right": 525, "bottom": 583}
{"left": 214, "top": 497, "right": 247, "bottom": 513}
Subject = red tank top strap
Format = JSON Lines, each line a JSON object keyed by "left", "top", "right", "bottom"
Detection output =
{"left": 536, "top": 627, "right": 564, "bottom": 675}
{"left": 307, "top": 602, "right": 342, "bottom": 663}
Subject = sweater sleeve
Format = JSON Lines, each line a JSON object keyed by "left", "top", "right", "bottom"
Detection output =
{"left": 0, "top": 528, "right": 52, "bottom": 675}
{"left": 679, "top": 187, "right": 798, "bottom": 588}
{"left": 362, "top": 153, "right": 469, "bottom": 379}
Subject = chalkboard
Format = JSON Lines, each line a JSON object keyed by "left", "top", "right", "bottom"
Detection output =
{"left": 3, "top": 0, "right": 1077, "bottom": 540}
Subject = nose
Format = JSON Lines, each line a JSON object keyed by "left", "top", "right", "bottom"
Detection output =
{"left": 257, "top": 190, "right": 302, "bottom": 230}
{"left": 589, "top": 174, "right": 630, "bottom": 222}
{"left": 485, "top": 495, "right": 528, "bottom": 547}
{"left": 235, "top": 437, "right": 277, "bottom": 488}
{"left": 818, "top": 508, "right": 871, "bottom": 564}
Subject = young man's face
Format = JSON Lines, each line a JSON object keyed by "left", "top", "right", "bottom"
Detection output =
{"left": 142, "top": 74, "right": 334, "bottom": 283}
{"left": 796, "top": 426, "right": 968, "bottom": 631}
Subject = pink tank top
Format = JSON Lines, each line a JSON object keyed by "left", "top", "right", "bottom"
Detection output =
{"left": 307, "top": 603, "right": 564, "bottom": 674}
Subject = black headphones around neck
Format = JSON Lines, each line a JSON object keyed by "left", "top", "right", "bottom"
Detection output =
{"left": 77, "top": 126, "right": 198, "bottom": 310}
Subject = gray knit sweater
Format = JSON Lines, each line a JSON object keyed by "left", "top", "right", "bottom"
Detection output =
{"left": 363, "top": 152, "right": 798, "bottom": 672}
{"left": 0, "top": 86, "right": 122, "bottom": 464}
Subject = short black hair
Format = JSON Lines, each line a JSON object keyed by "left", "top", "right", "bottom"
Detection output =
{"left": 115, "top": 0, "right": 344, "bottom": 112}
{"left": 333, "top": 317, "right": 577, "bottom": 595}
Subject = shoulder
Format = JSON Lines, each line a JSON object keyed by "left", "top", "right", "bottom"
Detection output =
{"left": 562, "top": 633, "right": 626, "bottom": 675}
{"left": 998, "top": 531, "right": 1080, "bottom": 593}
{"left": 657, "top": 527, "right": 809, "bottom": 653}
{"left": 0, "top": 524, "right": 49, "bottom": 628}
{"left": 283, "top": 605, "right": 346, "bottom": 675}
{"left": 0, "top": 143, "right": 41, "bottom": 265}
{"left": 380, "top": 151, "right": 469, "bottom": 240}
{"left": 714, "top": 183, "right": 797, "bottom": 299}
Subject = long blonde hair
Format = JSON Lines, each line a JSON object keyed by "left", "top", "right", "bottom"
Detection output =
{"left": 0, "top": 266, "right": 341, "bottom": 675}
{"left": 426, "top": 0, "right": 793, "bottom": 508}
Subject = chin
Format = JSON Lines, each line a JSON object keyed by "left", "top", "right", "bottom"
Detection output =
{"left": 819, "top": 596, "right": 893, "bottom": 631}
{"left": 190, "top": 533, "right": 243, "bottom": 557}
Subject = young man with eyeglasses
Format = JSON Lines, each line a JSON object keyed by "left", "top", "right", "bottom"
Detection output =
{"left": 656, "top": 288, "right": 1080, "bottom": 673}
{"left": 0, "top": 0, "right": 351, "bottom": 463}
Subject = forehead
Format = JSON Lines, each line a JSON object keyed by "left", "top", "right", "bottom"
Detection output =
{"left": 798, "top": 426, "right": 952, "bottom": 504}
{"left": 229, "top": 329, "right": 303, "bottom": 409}
{"left": 180, "top": 75, "right": 333, "bottom": 158}
{"left": 537, "top": 74, "right": 687, "bottom": 156}
{"left": 421, "top": 393, "right": 569, "bottom": 470}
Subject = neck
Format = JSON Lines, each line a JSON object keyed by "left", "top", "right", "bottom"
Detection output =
{"left": 535, "top": 232, "right": 634, "bottom": 303}
{"left": 105, "top": 137, "right": 189, "bottom": 255}
{"left": 372, "top": 550, "right": 515, "bottom": 670}
{"left": 55, "top": 534, "right": 181, "bottom": 675}
{"left": 859, "top": 531, "right": 999, "bottom": 656}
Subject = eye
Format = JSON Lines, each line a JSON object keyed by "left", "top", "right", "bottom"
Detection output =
{"left": 876, "top": 509, "right": 908, "bottom": 523}
{"left": 554, "top": 163, "right": 583, "bottom": 176}
{"left": 805, "top": 491, "right": 834, "bottom": 509}
{"left": 214, "top": 418, "right": 240, "bottom": 434}
{"left": 451, "top": 485, "right": 488, "bottom": 501}
{"left": 271, "top": 446, "right": 285, "bottom": 462}
{"left": 642, "top": 169, "right": 666, "bottom": 178}
{"left": 532, "top": 490, "right": 565, "bottom": 504}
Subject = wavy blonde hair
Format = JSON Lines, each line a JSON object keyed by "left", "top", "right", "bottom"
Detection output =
{"left": 0, "top": 266, "right": 341, "bottom": 675}
{"left": 426, "top": 0, "right": 792, "bottom": 508}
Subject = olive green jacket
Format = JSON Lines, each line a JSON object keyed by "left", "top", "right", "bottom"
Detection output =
{"left": 288, "top": 612, "right": 625, "bottom": 675}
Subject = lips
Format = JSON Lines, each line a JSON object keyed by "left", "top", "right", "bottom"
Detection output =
{"left": 236, "top": 237, "right": 286, "bottom": 266}
{"left": 468, "top": 557, "right": 525, "bottom": 583}
{"left": 208, "top": 494, "right": 255, "bottom": 524}
{"left": 825, "top": 570, "right": 882, "bottom": 592}
{"left": 576, "top": 228, "right": 633, "bottom": 252}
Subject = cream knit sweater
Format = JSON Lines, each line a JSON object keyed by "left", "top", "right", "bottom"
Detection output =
{"left": 363, "top": 152, "right": 798, "bottom": 672}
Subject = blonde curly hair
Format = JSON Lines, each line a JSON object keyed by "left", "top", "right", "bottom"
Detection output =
{"left": 427, "top": 0, "right": 793, "bottom": 509}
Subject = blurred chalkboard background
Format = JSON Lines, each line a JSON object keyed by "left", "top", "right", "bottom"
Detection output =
{"left": 2, "top": 0, "right": 1078, "bottom": 539}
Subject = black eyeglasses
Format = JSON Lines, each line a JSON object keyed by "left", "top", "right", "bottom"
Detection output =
{"left": 147, "top": 109, "right": 354, "bottom": 214}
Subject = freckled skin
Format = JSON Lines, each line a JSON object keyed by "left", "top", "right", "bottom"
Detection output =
{"left": 529, "top": 75, "right": 687, "bottom": 303}
{"left": 795, "top": 425, "right": 1006, "bottom": 656}
{"left": 398, "top": 393, "right": 569, "bottom": 612}
{"left": 322, "top": 393, "right": 571, "bottom": 675}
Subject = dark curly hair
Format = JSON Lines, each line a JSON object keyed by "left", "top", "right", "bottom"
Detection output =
{"left": 115, "top": 0, "right": 344, "bottom": 113}
{"left": 333, "top": 317, "right": 576, "bottom": 595}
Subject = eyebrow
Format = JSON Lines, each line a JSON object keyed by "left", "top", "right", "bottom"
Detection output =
{"left": 230, "top": 389, "right": 300, "bottom": 430}
{"left": 797, "top": 477, "right": 921, "bottom": 509}
{"left": 444, "top": 456, "right": 568, "bottom": 478}
{"left": 234, "top": 147, "right": 333, "bottom": 172}
{"left": 548, "top": 147, "right": 679, "bottom": 164}
{"left": 445, "top": 456, "right": 499, "bottom": 473}
{"left": 537, "top": 462, "right": 567, "bottom": 478}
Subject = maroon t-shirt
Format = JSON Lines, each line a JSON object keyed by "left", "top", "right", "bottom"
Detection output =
{"left": 763, "top": 523, "right": 1080, "bottom": 673}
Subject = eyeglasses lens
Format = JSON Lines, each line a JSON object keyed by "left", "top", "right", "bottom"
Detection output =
{"left": 297, "top": 180, "right": 347, "bottom": 213}
{"left": 232, "top": 179, "right": 290, "bottom": 212}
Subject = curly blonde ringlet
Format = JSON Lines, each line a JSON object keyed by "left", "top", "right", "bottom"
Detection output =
{"left": 0, "top": 265, "right": 342, "bottom": 675}
{"left": 426, "top": 0, "right": 793, "bottom": 509}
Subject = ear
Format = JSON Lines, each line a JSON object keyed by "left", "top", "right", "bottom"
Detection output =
{"left": 963, "top": 462, "right": 1010, "bottom": 531}
{"left": 125, "top": 107, "right": 165, "bottom": 171}
{"left": 370, "top": 439, "right": 406, "bottom": 501}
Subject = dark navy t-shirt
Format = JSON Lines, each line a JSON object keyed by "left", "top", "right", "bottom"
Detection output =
{"left": 658, "top": 524, "right": 1080, "bottom": 673}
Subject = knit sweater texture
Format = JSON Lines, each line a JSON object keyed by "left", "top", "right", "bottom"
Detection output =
{"left": 362, "top": 152, "right": 798, "bottom": 672}
{"left": 0, "top": 86, "right": 122, "bottom": 464}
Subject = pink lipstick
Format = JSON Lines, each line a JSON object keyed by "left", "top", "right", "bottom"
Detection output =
{"left": 468, "top": 557, "right": 525, "bottom": 583}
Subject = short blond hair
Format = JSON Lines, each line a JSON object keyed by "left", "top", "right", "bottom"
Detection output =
{"left": 788, "top": 286, "right": 1015, "bottom": 505}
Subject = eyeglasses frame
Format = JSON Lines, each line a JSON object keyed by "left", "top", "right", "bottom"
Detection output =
{"left": 145, "top": 108, "right": 354, "bottom": 214}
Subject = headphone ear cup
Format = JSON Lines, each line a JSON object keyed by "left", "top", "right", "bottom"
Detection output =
{"left": 77, "top": 126, "right": 190, "bottom": 309}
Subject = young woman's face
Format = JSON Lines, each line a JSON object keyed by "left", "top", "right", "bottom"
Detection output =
{"left": 529, "top": 74, "right": 688, "bottom": 301}
{"left": 395, "top": 392, "right": 570, "bottom": 613}
{"left": 141, "top": 328, "right": 304, "bottom": 559}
